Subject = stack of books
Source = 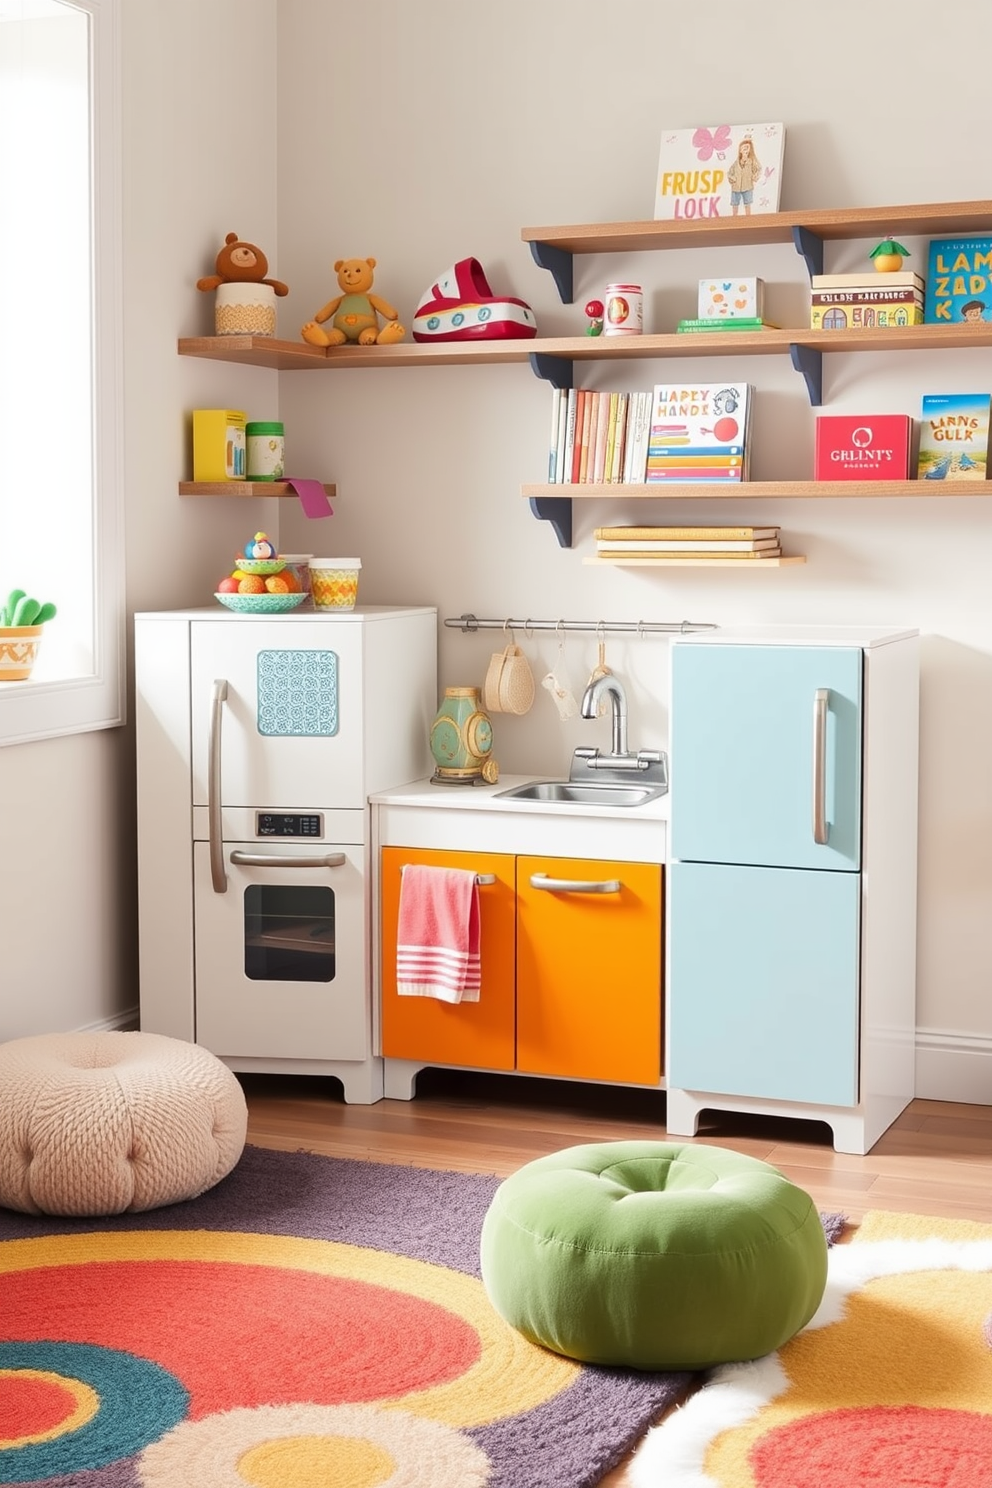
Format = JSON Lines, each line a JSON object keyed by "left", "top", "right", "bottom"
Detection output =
{"left": 593, "top": 525, "right": 782, "bottom": 562}
{"left": 680, "top": 275, "right": 777, "bottom": 333}
{"left": 677, "top": 317, "right": 779, "bottom": 333}
{"left": 646, "top": 382, "right": 751, "bottom": 483}
{"left": 810, "top": 272, "right": 924, "bottom": 329}
{"left": 547, "top": 388, "right": 652, "bottom": 484}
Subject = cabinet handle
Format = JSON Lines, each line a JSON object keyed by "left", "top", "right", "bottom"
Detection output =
{"left": 530, "top": 873, "right": 621, "bottom": 895}
{"left": 812, "top": 687, "right": 829, "bottom": 846}
{"left": 230, "top": 851, "right": 347, "bottom": 870}
{"left": 208, "top": 678, "right": 229, "bottom": 894}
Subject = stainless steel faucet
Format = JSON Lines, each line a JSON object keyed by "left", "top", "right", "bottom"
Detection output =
{"left": 581, "top": 672, "right": 628, "bottom": 758}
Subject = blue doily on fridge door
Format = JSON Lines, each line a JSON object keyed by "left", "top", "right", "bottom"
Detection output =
{"left": 256, "top": 649, "right": 339, "bottom": 736}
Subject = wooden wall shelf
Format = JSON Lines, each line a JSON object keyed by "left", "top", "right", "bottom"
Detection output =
{"left": 522, "top": 200, "right": 992, "bottom": 257}
{"left": 522, "top": 200, "right": 992, "bottom": 298}
{"left": 178, "top": 335, "right": 541, "bottom": 371}
{"left": 179, "top": 323, "right": 992, "bottom": 372}
{"left": 179, "top": 481, "right": 337, "bottom": 500}
{"left": 583, "top": 555, "right": 807, "bottom": 568}
{"left": 523, "top": 480, "right": 992, "bottom": 501}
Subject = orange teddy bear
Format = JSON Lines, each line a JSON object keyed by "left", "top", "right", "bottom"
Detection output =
{"left": 301, "top": 258, "right": 405, "bottom": 347}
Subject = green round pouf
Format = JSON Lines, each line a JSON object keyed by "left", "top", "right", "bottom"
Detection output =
{"left": 479, "top": 1140, "right": 828, "bottom": 1371}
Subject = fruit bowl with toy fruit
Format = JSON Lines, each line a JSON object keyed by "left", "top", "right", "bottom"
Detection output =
{"left": 215, "top": 531, "right": 307, "bottom": 613}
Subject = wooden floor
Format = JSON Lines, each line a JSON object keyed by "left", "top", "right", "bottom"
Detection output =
{"left": 241, "top": 1068, "right": 992, "bottom": 1486}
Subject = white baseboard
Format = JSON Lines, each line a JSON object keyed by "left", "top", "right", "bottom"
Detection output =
{"left": 63, "top": 1015, "right": 989, "bottom": 1107}
{"left": 75, "top": 1007, "right": 140, "bottom": 1034}
{"left": 915, "top": 1027, "right": 992, "bottom": 1105}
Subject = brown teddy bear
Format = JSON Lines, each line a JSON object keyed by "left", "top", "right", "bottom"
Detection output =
{"left": 197, "top": 232, "right": 289, "bottom": 296}
{"left": 301, "top": 258, "right": 405, "bottom": 346}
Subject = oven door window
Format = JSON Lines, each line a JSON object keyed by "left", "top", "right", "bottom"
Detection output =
{"left": 243, "top": 884, "right": 335, "bottom": 982}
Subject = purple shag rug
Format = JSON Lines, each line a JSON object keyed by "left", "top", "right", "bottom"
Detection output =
{"left": 0, "top": 1144, "right": 844, "bottom": 1488}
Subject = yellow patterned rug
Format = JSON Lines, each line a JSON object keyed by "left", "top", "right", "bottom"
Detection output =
{"left": 630, "top": 1209, "right": 992, "bottom": 1488}
{"left": 0, "top": 1145, "right": 693, "bottom": 1487}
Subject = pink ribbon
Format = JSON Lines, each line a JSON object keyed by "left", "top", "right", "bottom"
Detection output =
{"left": 284, "top": 478, "right": 334, "bottom": 519}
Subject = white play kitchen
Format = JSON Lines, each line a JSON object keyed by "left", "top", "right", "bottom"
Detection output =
{"left": 134, "top": 604, "right": 437, "bottom": 1103}
{"left": 135, "top": 611, "right": 918, "bottom": 1155}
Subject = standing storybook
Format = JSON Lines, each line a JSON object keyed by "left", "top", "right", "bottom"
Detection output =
{"left": 647, "top": 383, "right": 751, "bottom": 483}
{"left": 916, "top": 394, "right": 990, "bottom": 481}
{"left": 924, "top": 237, "right": 992, "bottom": 324}
{"left": 654, "top": 123, "right": 785, "bottom": 221}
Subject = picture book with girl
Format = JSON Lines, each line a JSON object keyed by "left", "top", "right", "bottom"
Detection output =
{"left": 654, "top": 123, "right": 785, "bottom": 221}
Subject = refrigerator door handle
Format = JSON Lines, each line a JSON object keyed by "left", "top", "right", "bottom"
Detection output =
{"left": 208, "top": 678, "right": 229, "bottom": 893}
{"left": 812, "top": 687, "right": 829, "bottom": 845}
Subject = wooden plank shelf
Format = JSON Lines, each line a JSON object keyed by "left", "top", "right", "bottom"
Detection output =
{"left": 521, "top": 200, "right": 992, "bottom": 260}
{"left": 179, "top": 482, "right": 337, "bottom": 500}
{"left": 523, "top": 480, "right": 992, "bottom": 501}
{"left": 180, "top": 323, "right": 992, "bottom": 371}
{"left": 583, "top": 554, "right": 807, "bottom": 568}
{"left": 178, "top": 335, "right": 541, "bottom": 371}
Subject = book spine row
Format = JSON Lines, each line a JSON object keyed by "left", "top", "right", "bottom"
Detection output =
{"left": 548, "top": 389, "right": 653, "bottom": 485}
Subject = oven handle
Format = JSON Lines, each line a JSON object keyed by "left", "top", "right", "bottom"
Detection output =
{"left": 208, "top": 678, "right": 229, "bottom": 894}
{"left": 230, "top": 852, "right": 348, "bottom": 870}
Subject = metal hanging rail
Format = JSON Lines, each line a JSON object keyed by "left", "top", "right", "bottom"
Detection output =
{"left": 444, "top": 613, "right": 718, "bottom": 636}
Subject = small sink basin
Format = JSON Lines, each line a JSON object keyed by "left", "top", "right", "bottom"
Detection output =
{"left": 495, "top": 780, "right": 667, "bottom": 808}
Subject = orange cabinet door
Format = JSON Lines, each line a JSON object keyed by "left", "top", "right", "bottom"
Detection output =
{"left": 380, "top": 846, "right": 516, "bottom": 1070}
{"left": 516, "top": 855, "right": 662, "bottom": 1086}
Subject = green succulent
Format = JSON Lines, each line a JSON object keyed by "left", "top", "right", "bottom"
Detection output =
{"left": 1, "top": 590, "right": 57, "bottom": 627}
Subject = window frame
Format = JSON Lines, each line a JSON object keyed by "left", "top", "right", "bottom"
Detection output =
{"left": 0, "top": 0, "right": 124, "bottom": 748}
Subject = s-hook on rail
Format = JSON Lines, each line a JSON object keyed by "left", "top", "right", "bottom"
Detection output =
{"left": 444, "top": 614, "right": 718, "bottom": 636}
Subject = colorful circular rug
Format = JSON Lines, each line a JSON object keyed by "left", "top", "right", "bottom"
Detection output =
{"left": 630, "top": 1208, "right": 992, "bottom": 1488}
{"left": 0, "top": 1145, "right": 691, "bottom": 1487}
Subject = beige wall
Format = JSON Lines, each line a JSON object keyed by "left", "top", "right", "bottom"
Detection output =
{"left": 2, "top": 0, "right": 989, "bottom": 1099}
{"left": 274, "top": 0, "right": 992, "bottom": 1100}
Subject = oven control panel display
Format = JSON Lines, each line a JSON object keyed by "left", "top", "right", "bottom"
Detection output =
{"left": 256, "top": 812, "right": 323, "bottom": 838}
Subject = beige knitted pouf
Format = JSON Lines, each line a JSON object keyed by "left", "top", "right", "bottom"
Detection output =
{"left": 0, "top": 1030, "right": 248, "bottom": 1216}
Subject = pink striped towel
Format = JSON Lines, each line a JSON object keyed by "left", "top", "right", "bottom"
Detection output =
{"left": 396, "top": 865, "right": 481, "bottom": 1003}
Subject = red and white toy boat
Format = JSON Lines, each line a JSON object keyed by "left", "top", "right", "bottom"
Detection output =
{"left": 413, "top": 258, "right": 537, "bottom": 342}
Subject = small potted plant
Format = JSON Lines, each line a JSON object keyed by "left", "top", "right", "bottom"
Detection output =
{"left": 869, "top": 239, "right": 911, "bottom": 273}
{"left": 0, "top": 590, "right": 57, "bottom": 681}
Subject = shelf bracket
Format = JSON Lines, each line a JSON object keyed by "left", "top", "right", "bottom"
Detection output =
{"left": 529, "top": 240, "right": 574, "bottom": 304}
{"left": 789, "top": 343, "right": 823, "bottom": 407}
{"left": 529, "top": 352, "right": 573, "bottom": 390}
{"left": 792, "top": 225, "right": 824, "bottom": 280}
{"left": 529, "top": 496, "right": 573, "bottom": 549}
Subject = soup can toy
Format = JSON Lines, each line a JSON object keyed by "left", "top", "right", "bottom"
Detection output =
{"left": 246, "top": 421, "right": 285, "bottom": 480}
{"left": 603, "top": 283, "right": 643, "bottom": 336}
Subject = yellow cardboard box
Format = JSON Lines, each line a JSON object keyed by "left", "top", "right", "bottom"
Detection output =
{"left": 810, "top": 304, "right": 924, "bottom": 330}
{"left": 193, "top": 409, "right": 247, "bottom": 481}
